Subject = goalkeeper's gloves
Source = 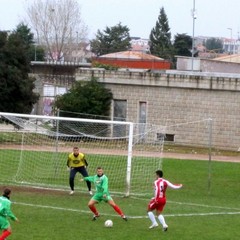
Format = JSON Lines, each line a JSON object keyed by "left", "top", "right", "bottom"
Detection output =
{"left": 67, "top": 166, "right": 70, "bottom": 171}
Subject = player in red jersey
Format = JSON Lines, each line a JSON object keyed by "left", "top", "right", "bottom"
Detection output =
{"left": 147, "top": 170, "right": 182, "bottom": 231}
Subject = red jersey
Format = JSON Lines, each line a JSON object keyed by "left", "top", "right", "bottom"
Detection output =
{"left": 154, "top": 178, "right": 182, "bottom": 199}
{"left": 148, "top": 177, "right": 182, "bottom": 211}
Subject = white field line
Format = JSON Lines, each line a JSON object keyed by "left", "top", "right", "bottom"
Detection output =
{"left": 130, "top": 196, "right": 240, "bottom": 211}
{"left": 13, "top": 201, "right": 240, "bottom": 219}
{"left": 167, "top": 200, "right": 240, "bottom": 211}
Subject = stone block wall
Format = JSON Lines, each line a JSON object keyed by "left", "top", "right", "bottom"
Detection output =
{"left": 76, "top": 68, "right": 240, "bottom": 151}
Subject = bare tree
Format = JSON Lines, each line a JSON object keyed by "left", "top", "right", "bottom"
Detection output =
{"left": 25, "top": 0, "right": 88, "bottom": 62}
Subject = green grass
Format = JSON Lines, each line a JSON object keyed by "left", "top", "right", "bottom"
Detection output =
{"left": 0, "top": 149, "right": 169, "bottom": 194}
{"left": 1, "top": 157, "right": 240, "bottom": 240}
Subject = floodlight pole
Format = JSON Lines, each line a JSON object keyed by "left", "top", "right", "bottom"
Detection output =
{"left": 191, "top": 0, "right": 196, "bottom": 71}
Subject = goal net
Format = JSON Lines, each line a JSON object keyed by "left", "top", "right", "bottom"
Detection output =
{"left": 0, "top": 112, "right": 212, "bottom": 196}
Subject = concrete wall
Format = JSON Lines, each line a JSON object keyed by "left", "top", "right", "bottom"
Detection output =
{"left": 76, "top": 68, "right": 240, "bottom": 151}
{"left": 177, "top": 56, "right": 240, "bottom": 74}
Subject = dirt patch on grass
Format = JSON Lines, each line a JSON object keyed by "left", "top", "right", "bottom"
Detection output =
{"left": 1, "top": 144, "right": 240, "bottom": 163}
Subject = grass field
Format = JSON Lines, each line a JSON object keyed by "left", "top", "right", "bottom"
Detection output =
{"left": 1, "top": 156, "right": 240, "bottom": 240}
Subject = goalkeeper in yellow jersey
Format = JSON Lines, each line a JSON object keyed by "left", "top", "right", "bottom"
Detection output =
{"left": 81, "top": 166, "right": 127, "bottom": 221}
{"left": 67, "top": 146, "right": 92, "bottom": 195}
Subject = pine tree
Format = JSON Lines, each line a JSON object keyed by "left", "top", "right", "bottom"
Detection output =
{"left": 149, "top": 7, "right": 172, "bottom": 60}
{"left": 90, "top": 23, "right": 131, "bottom": 56}
{"left": 0, "top": 24, "right": 39, "bottom": 113}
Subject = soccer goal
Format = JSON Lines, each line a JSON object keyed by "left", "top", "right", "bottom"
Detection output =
{"left": 0, "top": 112, "right": 135, "bottom": 194}
{"left": 0, "top": 112, "right": 212, "bottom": 196}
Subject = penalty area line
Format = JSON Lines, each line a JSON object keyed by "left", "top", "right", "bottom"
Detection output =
{"left": 14, "top": 201, "right": 240, "bottom": 219}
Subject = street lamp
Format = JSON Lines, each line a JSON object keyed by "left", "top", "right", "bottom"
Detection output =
{"left": 191, "top": 0, "right": 197, "bottom": 71}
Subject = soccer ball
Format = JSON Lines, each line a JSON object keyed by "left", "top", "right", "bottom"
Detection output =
{"left": 104, "top": 219, "right": 113, "bottom": 228}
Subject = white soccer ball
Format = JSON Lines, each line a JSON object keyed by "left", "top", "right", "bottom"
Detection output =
{"left": 104, "top": 219, "right": 113, "bottom": 228}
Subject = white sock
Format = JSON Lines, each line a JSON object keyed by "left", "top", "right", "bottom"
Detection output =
{"left": 158, "top": 214, "right": 167, "bottom": 227}
{"left": 148, "top": 211, "right": 157, "bottom": 225}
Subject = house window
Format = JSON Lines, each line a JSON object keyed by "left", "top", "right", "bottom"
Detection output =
{"left": 113, "top": 100, "right": 127, "bottom": 121}
{"left": 113, "top": 100, "right": 127, "bottom": 137}
{"left": 139, "top": 102, "right": 147, "bottom": 124}
{"left": 156, "top": 133, "right": 175, "bottom": 142}
{"left": 139, "top": 102, "right": 147, "bottom": 141}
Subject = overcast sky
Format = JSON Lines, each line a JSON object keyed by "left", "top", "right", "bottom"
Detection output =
{"left": 1, "top": 0, "right": 240, "bottom": 40}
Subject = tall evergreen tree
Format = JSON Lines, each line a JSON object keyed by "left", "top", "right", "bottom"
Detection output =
{"left": 15, "top": 22, "right": 45, "bottom": 61}
{"left": 90, "top": 23, "right": 131, "bottom": 56}
{"left": 0, "top": 24, "right": 39, "bottom": 113}
{"left": 149, "top": 7, "right": 172, "bottom": 60}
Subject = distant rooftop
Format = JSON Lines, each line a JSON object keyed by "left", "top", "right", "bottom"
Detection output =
{"left": 213, "top": 54, "right": 240, "bottom": 63}
{"left": 99, "top": 51, "right": 164, "bottom": 60}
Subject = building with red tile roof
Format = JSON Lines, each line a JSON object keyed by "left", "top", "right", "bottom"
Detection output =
{"left": 92, "top": 51, "right": 171, "bottom": 70}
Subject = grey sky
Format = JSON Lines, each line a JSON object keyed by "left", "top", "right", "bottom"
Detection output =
{"left": 1, "top": 0, "right": 240, "bottom": 40}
